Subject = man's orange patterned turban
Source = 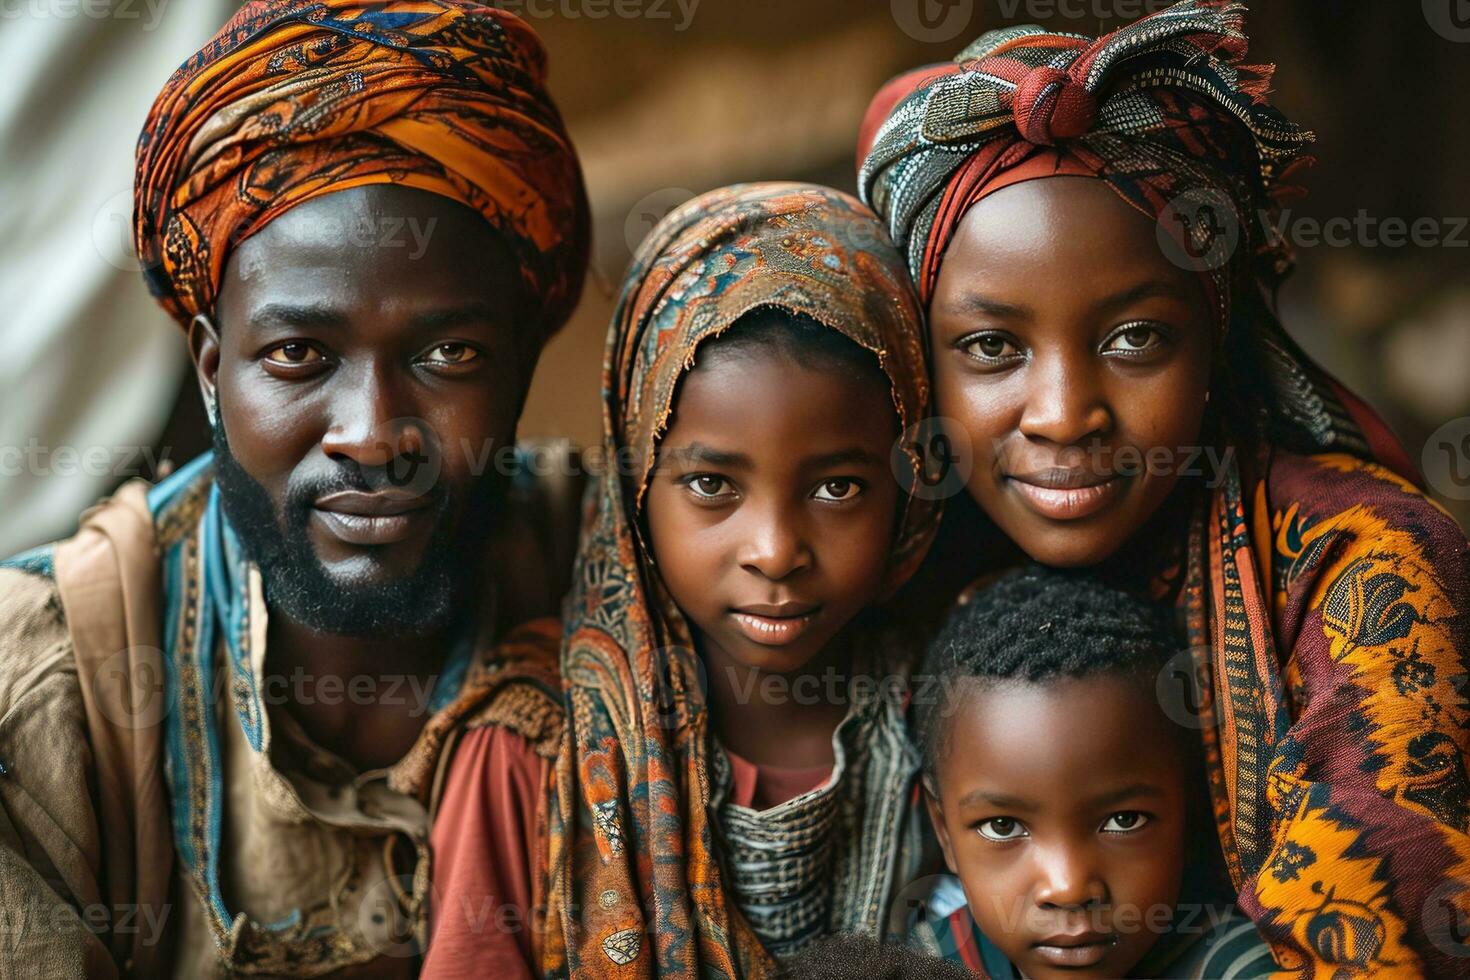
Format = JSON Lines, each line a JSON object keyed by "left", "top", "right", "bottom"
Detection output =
{"left": 135, "top": 0, "right": 589, "bottom": 341}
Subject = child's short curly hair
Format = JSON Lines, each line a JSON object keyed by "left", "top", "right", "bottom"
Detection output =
{"left": 776, "top": 935, "right": 974, "bottom": 979}
{"left": 915, "top": 564, "right": 1181, "bottom": 789}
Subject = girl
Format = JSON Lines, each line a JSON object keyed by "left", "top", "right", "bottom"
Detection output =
{"left": 429, "top": 183, "right": 939, "bottom": 977}
{"left": 857, "top": 2, "right": 1470, "bottom": 976}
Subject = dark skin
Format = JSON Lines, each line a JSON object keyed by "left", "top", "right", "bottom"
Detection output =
{"left": 929, "top": 177, "right": 1215, "bottom": 569}
{"left": 926, "top": 674, "right": 1190, "bottom": 980}
{"left": 644, "top": 345, "right": 900, "bottom": 770}
{"left": 191, "top": 184, "right": 529, "bottom": 771}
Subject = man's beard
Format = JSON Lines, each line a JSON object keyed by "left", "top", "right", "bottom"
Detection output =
{"left": 210, "top": 421, "right": 502, "bottom": 637}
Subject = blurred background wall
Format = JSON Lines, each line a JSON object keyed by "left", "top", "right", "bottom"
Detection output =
{"left": 2, "top": 0, "right": 1467, "bottom": 555}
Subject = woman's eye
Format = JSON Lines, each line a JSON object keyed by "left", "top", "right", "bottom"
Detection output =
{"left": 1100, "top": 811, "right": 1150, "bottom": 833}
{"left": 1103, "top": 324, "right": 1165, "bottom": 354}
{"left": 962, "top": 333, "right": 1019, "bottom": 361}
{"left": 813, "top": 478, "right": 862, "bottom": 502}
{"left": 687, "top": 475, "right": 731, "bottom": 499}
{"left": 977, "top": 817, "right": 1028, "bottom": 842}
{"left": 422, "top": 342, "right": 480, "bottom": 365}
{"left": 264, "top": 342, "right": 323, "bottom": 365}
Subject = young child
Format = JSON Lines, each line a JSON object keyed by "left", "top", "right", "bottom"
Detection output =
{"left": 427, "top": 183, "right": 939, "bottom": 977}
{"left": 911, "top": 567, "right": 1277, "bottom": 979}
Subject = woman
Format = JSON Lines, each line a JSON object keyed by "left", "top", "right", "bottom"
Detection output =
{"left": 858, "top": 1, "right": 1470, "bottom": 976}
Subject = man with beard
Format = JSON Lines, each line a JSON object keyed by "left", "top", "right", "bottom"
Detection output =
{"left": 0, "top": 2, "right": 588, "bottom": 976}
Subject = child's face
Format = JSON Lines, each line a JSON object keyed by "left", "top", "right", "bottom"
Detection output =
{"left": 926, "top": 674, "right": 1189, "bottom": 980}
{"left": 645, "top": 345, "right": 899, "bottom": 676}
{"left": 927, "top": 176, "right": 1215, "bottom": 569}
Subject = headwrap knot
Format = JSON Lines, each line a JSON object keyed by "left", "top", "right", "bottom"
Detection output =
{"left": 1012, "top": 64, "right": 1096, "bottom": 145}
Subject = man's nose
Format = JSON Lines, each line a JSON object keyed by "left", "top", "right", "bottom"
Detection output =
{"left": 318, "top": 370, "right": 427, "bottom": 470}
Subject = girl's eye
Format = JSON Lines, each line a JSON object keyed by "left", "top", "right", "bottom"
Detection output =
{"left": 977, "top": 817, "right": 1029, "bottom": 842}
{"left": 422, "top": 342, "right": 480, "bottom": 365}
{"left": 264, "top": 342, "right": 323, "bottom": 365}
{"left": 813, "top": 478, "right": 863, "bottom": 502}
{"left": 686, "top": 475, "right": 732, "bottom": 499}
{"left": 963, "top": 333, "right": 1020, "bottom": 361}
{"left": 1103, "top": 324, "right": 1165, "bottom": 355}
{"left": 1100, "top": 811, "right": 1150, "bottom": 833}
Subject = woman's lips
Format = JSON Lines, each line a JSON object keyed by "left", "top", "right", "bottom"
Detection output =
{"left": 1030, "top": 932, "right": 1118, "bottom": 968}
{"left": 728, "top": 603, "right": 819, "bottom": 647}
{"left": 312, "top": 490, "right": 432, "bottom": 546}
{"left": 1008, "top": 472, "right": 1125, "bottom": 521}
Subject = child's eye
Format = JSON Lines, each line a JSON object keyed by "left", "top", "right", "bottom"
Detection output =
{"left": 961, "top": 332, "right": 1021, "bottom": 362}
{"left": 812, "top": 478, "right": 863, "bottom": 502}
{"left": 264, "top": 341, "right": 325, "bottom": 365}
{"left": 1102, "top": 323, "right": 1167, "bottom": 355}
{"left": 684, "top": 475, "right": 734, "bottom": 500}
{"left": 1100, "top": 811, "right": 1150, "bottom": 833}
{"left": 976, "top": 817, "right": 1028, "bottom": 842}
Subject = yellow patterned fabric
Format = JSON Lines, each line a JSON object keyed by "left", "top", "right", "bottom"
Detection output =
{"left": 1183, "top": 449, "right": 1470, "bottom": 977}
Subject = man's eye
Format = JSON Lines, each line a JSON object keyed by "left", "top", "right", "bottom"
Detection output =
{"left": 1100, "top": 811, "right": 1150, "bottom": 833}
{"left": 813, "top": 478, "right": 863, "bottom": 502}
{"left": 264, "top": 342, "right": 323, "bottom": 365}
{"left": 686, "top": 475, "right": 732, "bottom": 499}
{"left": 1103, "top": 324, "right": 1165, "bottom": 354}
{"left": 977, "top": 817, "right": 1028, "bottom": 842}
{"left": 962, "top": 333, "right": 1019, "bottom": 361}
{"left": 422, "top": 342, "right": 480, "bottom": 365}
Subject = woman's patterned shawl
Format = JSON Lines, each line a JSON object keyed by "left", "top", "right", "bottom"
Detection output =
{"left": 856, "top": 2, "right": 1470, "bottom": 974}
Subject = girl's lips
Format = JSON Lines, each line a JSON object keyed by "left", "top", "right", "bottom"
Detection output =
{"left": 1008, "top": 475, "right": 1125, "bottom": 521}
{"left": 728, "top": 609, "right": 818, "bottom": 647}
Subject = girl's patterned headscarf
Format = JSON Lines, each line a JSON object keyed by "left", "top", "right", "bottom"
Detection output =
{"left": 857, "top": 0, "right": 1414, "bottom": 477}
{"left": 135, "top": 0, "right": 589, "bottom": 343}
{"left": 544, "top": 183, "right": 938, "bottom": 977}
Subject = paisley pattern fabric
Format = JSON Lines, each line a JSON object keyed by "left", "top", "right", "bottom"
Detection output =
{"left": 1179, "top": 450, "right": 1470, "bottom": 978}
{"left": 544, "top": 183, "right": 939, "bottom": 977}
{"left": 135, "top": 0, "right": 588, "bottom": 340}
{"left": 856, "top": 2, "right": 1470, "bottom": 974}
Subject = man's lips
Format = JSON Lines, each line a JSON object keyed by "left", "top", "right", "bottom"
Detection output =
{"left": 728, "top": 602, "right": 820, "bottom": 647}
{"left": 1030, "top": 930, "right": 1118, "bottom": 968}
{"left": 311, "top": 490, "right": 433, "bottom": 546}
{"left": 1007, "top": 468, "right": 1125, "bottom": 521}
